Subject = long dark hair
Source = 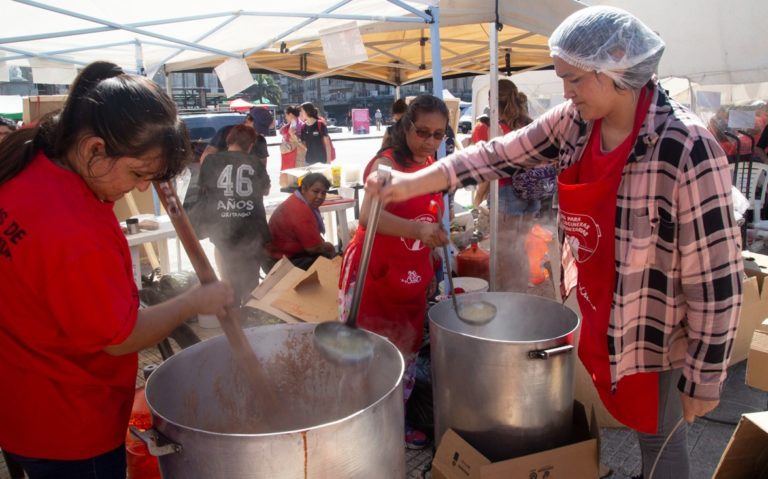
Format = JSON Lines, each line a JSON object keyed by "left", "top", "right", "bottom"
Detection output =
{"left": 498, "top": 79, "right": 531, "bottom": 129}
{"left": 384, "top": 95, "right": 449, "bottom": 168}
{"left": 0, "top": 61, "right": 190, "bottom": 186}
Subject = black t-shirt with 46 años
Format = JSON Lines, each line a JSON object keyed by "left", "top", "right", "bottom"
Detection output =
{"left": 197, "top": 151, "right": 271, "bottom": 250}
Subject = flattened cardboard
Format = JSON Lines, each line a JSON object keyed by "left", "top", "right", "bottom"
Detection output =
{"left": 271, "top": 256, "right": 341, "bottom": 323}
{"left": 245, "top": 258, "right": 307, "bottom": 323}
{"left": 742, "top": 251, "right": 768, "bottom": 293}
{"left": 432, "top": 402, "right": 599, "bottom": 479}
{"left": 746, "top": 319, "right": 768, "bottom": 391}
{"left": 712, "top": 411, "right": 768, "bottom": 478}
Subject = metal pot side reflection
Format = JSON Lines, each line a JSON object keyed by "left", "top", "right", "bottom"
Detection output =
{"left": 429, "top": 292, "right": 580, "bottom": 462}
{"left": 144, "top": 323, "right": 405, "bottom": 478}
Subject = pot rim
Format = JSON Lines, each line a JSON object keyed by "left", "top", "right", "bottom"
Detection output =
{"left": 145, "top": 323, "right": 405, "bottom": 438}
{"left": 428, "top": 292, "right": 581, "bottom": 344}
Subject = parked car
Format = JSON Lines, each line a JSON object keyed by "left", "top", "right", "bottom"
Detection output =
{"left": 180, "top": 112, "right": 247, "bottom": 161}
{"left": 458, "top": 105, "right": 473, "bottom": 134}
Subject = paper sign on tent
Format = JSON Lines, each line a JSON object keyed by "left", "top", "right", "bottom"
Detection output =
{"left": 319, "top": 22, "right": 368, "bottom": 69}
{"left": 214, "top": 58, "right": 255, "bottom": 98}
{"left": 29, "top": 58, "right": 77, "bottom": 85}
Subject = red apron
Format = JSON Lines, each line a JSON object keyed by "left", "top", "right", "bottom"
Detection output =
{"left": 340, "top": 150, "right": 443, "bottom": 357}
{"left": 558, "top": 88, "right": 659, "bottom": 434}
{"left": 280, "top": 123, "right": 297, "bottom": 171}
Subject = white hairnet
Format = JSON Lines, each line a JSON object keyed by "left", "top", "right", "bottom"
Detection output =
{"left": 548, "top": 6, "right": 665, "bottom": 90}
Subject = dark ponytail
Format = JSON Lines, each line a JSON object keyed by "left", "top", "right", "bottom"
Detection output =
{"left": 0, "top": 61, "right": 190, "bottom": 186}
{"left": 383, "top": 95, "right": 449, "bottom": 168}
{"left": 300, "top": 102, "right": 319, "bottom": 120}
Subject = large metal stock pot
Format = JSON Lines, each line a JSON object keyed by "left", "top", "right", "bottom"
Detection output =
{"left": 429, "top": 292, "right": 580, "bottom": 461}
{"left": 142, "top": 323, "right": 405, "bottom": 478}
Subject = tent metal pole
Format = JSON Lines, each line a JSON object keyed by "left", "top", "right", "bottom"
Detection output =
{"left": 386, "top": 0, "right": 434, "bottom": 21}
{"left": 429, "top": 6, "right": 452, "bottom": 295}
{"left": 0, "top": 11, "right": 234, "bottom": 45}
{"left": 0, "top": 41, "right": 135, "bottom": 62}
{"left": 488, "top": 22, "right": 500, "bottom": 292}
{"left": 243, "top": 0, "right": 353, "bottom": 57}
{"left": 147, "top": 14, "right": 242, "bottom": 76}
{"left": 14, "top": 0, "right": 239, "bottom": 59}
{"left": 0, "top": 45, "right": 92, "bottom": 69}
{"left": 240, "top": 11, "right": 426, "bottom": 23}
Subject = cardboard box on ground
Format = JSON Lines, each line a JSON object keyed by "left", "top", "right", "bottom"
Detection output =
{"left": 431, "top": 402, "right": 600, "bottom": 479}
{"left": 746, "top": 319, "right": 768, "bottom": 392}
{"left": 712, "top": 411, "right": 768, "bottom": 478}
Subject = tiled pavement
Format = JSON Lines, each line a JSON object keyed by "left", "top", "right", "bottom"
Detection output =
{"left": 2, "top": 317, "right": 765, "bottom": 478}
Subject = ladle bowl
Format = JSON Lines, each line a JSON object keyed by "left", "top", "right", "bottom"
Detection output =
{"left": 313, "top": 322, "right": 375, "bottom": 365}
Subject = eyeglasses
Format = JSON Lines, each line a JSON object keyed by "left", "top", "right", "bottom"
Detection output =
{"left": 409, "top": 120, "right": 445, "bottom": 141}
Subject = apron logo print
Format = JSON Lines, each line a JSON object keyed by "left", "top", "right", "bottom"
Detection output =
{"left": 560, "top": 210, "right": 601, "bottom": 263}
{"left": 578, "top": 285, "right": 597, "bottom": 312}
{"left": 400, "top": 213, "right": 437, "bottom": 252}
{"left": 401, "top": 270, "right": 422, "bottom": 285}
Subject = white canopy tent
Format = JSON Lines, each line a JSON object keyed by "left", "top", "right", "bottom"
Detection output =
{"left": 588, "top": 0, "right": 768, "bottom": 86}
{"left": 1, "top": 0, "right": 583, "bottom": 86}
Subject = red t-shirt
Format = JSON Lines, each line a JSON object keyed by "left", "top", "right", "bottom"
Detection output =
{"left": 0, "top": 152, "right": 138, "bottom": 459}
{"left": 471, "top": 121, "right": 514, "bottom": 185}
{"left": 268, "top": 194, "right": 324, "bottom": 259}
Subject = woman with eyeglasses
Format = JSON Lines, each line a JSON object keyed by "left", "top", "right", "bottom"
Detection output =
{"left": 339, "top": 95, "right": 449, "bottom": 449}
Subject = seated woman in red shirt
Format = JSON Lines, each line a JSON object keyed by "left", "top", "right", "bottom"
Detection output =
{"left": 268, "top": 173, "right": 336, "bottom": 270}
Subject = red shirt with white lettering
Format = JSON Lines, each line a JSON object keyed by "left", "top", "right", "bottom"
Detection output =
{"left": 0, "top": 152, "right": 138, "bottom": 459}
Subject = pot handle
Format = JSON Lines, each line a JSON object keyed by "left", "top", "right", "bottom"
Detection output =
{"left": 527, "top": 344, "right": 574, "bottom": 360}
{"left": 130, "top": 426, "right": 182, "bottom": 457}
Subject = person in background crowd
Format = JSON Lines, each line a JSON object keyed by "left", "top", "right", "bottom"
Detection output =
{"left": 267, "top": 173, "right": 336, "bottom": 270}
{"left": 340, "top": 95, "right": 449, "bottom": 450}
{"left": 365, "top": 7, "right": 742, "bottom": 478}
{"left": 280, "top": 105, "right": 305, "bottom": 170}
{"left": 471, "top": 79, "right": 535, "bottom": 212}
{"left": 470, "top": 79, "right": 557, "bottom": 292}
{"left": 299, "top": 102, "right": 332, "bottom": 165}
{"left": 374, "top": 108, "right": 383, "bottom": 131}
{"left": 196, "top": 124, "right": 271, "bottom": 305}
{"left": 381, "top": 98, "right": 408, "bottom": 149}
{"left": 199, "top": 107, "right": 271, "bottom": 166}
{"left": 0, "top": 117, "right": 17, "bottom": 143}
{"left": 0, "top": 61, "right": 232, "bottom": 479}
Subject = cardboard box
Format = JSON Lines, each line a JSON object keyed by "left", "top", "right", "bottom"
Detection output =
{"left": 746, "top": 319, "right": 768, "bottom": 391}
{"left": 712, "top": 411, "right": 768, "bottom": 478}
{"left": 431, "top": 402, "right": 599, "bottom": 479}
{"left": 278, "top": 164, "right": 332, "bottom": 188}
{"left": 22, "top": 94, "right": 67, "bottom": 124}
{"left": 742, "top": 251, "right": 768, "bottom": 293}
{"left": 731, "top": 275, "right": 768, "bottom": 365}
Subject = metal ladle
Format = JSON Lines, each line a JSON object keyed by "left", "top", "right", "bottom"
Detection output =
{"left": 438, "top": 206, "right": 497, "bottom": 325}
{"left": 313, "top": 165, "right": 392, "bottom": 364}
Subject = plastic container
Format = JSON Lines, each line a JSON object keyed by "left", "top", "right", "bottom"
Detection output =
{"left": 330, "top": 162, "right": 342, "bottom": 188}
{"left": 438, "top": 276, "right": 489, "bottom": 295}
{"left": 198, "top": 313, "right": 219, "bottom": 329}
{"left": 456, "top": 242, "right": 490, "bottom": 282}
{"left": 126, "top": 218, "right": 140, "bottom": 235}
{"left": 126, "top": 366, "right": 161, "bottom": 479}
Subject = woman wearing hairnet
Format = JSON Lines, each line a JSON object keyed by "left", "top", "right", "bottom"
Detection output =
{"left": 366, "top": 6, "right": 742, "bottom": 478}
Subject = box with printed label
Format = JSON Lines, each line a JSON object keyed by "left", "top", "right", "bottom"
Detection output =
{"left": 431, "top": 402, "right": 599, "bottom": 479}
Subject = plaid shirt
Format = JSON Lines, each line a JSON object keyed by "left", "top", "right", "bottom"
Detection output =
{"left": 440, "top": 81, "right": 743, "bottom": 400}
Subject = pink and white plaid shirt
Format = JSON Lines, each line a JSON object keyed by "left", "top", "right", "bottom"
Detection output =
{"left": 440, "top": 81, "right": 743, "bottom": 400}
